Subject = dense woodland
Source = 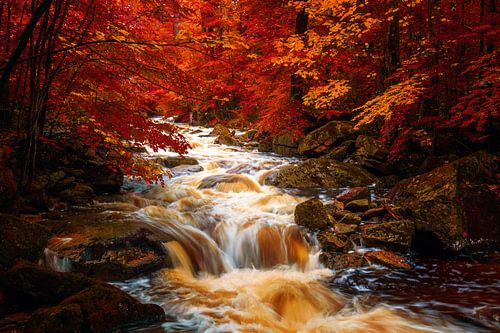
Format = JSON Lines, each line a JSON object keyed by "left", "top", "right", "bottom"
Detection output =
{"left": 0, "top": 0, "right": 498, "bottom": 199}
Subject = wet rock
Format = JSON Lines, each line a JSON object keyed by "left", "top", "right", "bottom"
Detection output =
{"left": 257, "top": 136, "right": 273, "bottom": 153}
{"left": 345, "top": 199, "right": 370, "bottom": 212}
{"left": 198, "top": 174, "right": 261, "bottom": 192}
{"left": 60, "top": 284, "right": 164, "bottom": 333}
{"left": 334, "top": 223, "right": 358, "bottom": 235}
{"left": 321, "top": 252, "right": 367, "bottom": 270}
{"left": 390, "top": 151, "right": 499, "bottom": 252}
{"left": 264, "top": 155, "right": 377, "bottom": 189}
{"left": 360, "top": 220, "right": 415, "bottom": 252}
{"left": 161, "top": 156, "right": 199, "bottom": 168}
{"left": 237, "top": 129, "right": 258, "bottom": 142}
{"left": 336, "top": 187, "right": 371, "bottom": 204}
{"left": 294, "top": 198, "right": 332, "bottom": 231}
{"left": 0, "top": 262, "right": 95, "bottom": 307}
{"left": 338, "top": 212, "right": 362, "bottom": 225}
{"left": 81, "top": 165, "right": 123, "bottom": 194}
{"left": 210, "top": 124, "right": 231, "bottom": 137}
{"left": 325, "top": 140, "right": 356, "bottom": 161}
{"left": 364, "top": 250, "right": 411, "bottom": 269}
{"left": 0, "top": 214, "right": 50, "bottom": 270}
{"left": 354, "top": 135, "right": 392, "bottom": 176}
{"left": 272, "top": 131, "right": 300, "bottom": 156}
{"left": 298, "top": 121, "right": 355, "bottom": 156}
{"left": 215, "top": 133, "right": 241, "bottom": 147}
{"left": 59, "top": 183, "right": 95, "bottom": 205}
{"left": 24, "top": 303, "right": 83, "bottom": 333}
{"left": 171, "top": 164, "right": 204, "bottom": 175}
{"left": 317, "top": 231, "right": 348, "bottom": 253}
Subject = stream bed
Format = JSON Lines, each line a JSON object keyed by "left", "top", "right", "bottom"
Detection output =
{"left": 103, "top": 125, "right": 498, "bottom": 332}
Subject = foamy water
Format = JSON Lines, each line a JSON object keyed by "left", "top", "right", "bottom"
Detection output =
{"left": 114, "top": 125, "right": 480, "bottom": 332}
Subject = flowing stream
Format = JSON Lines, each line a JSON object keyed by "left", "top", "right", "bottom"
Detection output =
{"left": 108, "top": 125, "right": 497, "bottom": 332}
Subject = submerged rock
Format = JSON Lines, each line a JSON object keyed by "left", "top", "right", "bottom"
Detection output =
{"left": 264, "top": 155, "right": 377, "bottom": 189}
{"left": 298, "top": 121, "right": 355, "bottom": 157}
{"left": 161, "top": 156, "right": 199, "bottom": 168}
{"left": 390, "top": 151, "right": 499, "bottom": 252}
{"left": 0, "top": 214, "right": 50, "bottom": 270}
{"left": 294, "top": 198, "right": 332, "bottom": 231}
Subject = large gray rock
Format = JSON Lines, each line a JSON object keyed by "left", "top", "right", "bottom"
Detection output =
{"left": 265, "top": 155, "right": 377, "bottom": 189}
{"left": 390, "top": 151, "right": 499, "bottom": 251}
{"left": 298, "top": 121, "right": 355, "bottom": 156}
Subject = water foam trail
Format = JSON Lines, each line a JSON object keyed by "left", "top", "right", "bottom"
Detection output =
{"left": 124, "top": 124, "right": 474, "bottom": 332}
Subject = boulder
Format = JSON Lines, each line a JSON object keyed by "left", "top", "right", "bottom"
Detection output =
{"left": 390, "top": 151, "right": 499, "bottom": 252}
{"left": 298, "top": 121, "right": 355, "bottom": 156}
{"left": 24, "top": 304, "right": 83, "bottom": 333}
{"left": 60, "top": 284, "right": 164, "bottom": 333}
{"left": 161, "top": 156, "right": 199, "bottom": 168}
{"left": 210, "top": 124, "right": 231, "bottom": 137}
{"left": 354, "top": 135, "right": 392, "bottom": 175}
{"left": 364, "top": 250, "right": 411, "bottom": 269}
{"left": 321, "top": 252, "right": 367, "bottom": 270}
{"left": 215, "top": 133, "right": 241, "bottom": 147}
{"left": 336, "top": 187, "right": 371, "bottom": 204}
{"left": 317, "top": 231, "right": 348, "bottom": 253}
{"left": 258, "top": 136, "right": 273, "bottom": 153}
{"left": 326, "top": 140, "right": 356, "bottom": 161}
{"left": 272, "top": 131, "right": 300, "bottom": 156}
{"left": 345, "top": 199, "right": 370, "bottom": 212}
{"left": 294, "top": 198, "right": 332, "bottom": 231}
{"left": 0, "top": 214, "right": 50, "bottom": 270}
{"left": 360, "top": 220, "right": 415, "bottom": 252}
{"left": 265, "top": 155, "right": 377, "bottom": 189}
{"left": 237, "top": 129, "right": 258, "bottom": 142}
{"left": 45, "top": 210, "right": 172, "bottom": 281}
{"left": 0, "top": 262, "right": 95, "bottom": 307}
{"left": 59, "top": 183, "right": 95, "bottom": 205}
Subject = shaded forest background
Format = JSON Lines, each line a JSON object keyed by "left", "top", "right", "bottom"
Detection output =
{"left": 0, "top": 0, "right": 498, "bottom": 199}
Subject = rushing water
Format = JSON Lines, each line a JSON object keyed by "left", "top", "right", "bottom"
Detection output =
{"left": 109, "top": 125, "right": 497, "bottom": 332}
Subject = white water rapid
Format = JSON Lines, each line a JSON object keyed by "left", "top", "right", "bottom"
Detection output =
{"left": 114, "top": 125, "right": 477, "bottom": 333}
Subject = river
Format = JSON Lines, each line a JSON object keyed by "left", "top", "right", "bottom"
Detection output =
{"left": 104, "top": 125, "right": 498, "bottom": 332}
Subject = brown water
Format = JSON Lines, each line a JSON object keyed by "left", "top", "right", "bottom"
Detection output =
{"left": 93, "top": 125, "right": 498, "bottom": 332}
